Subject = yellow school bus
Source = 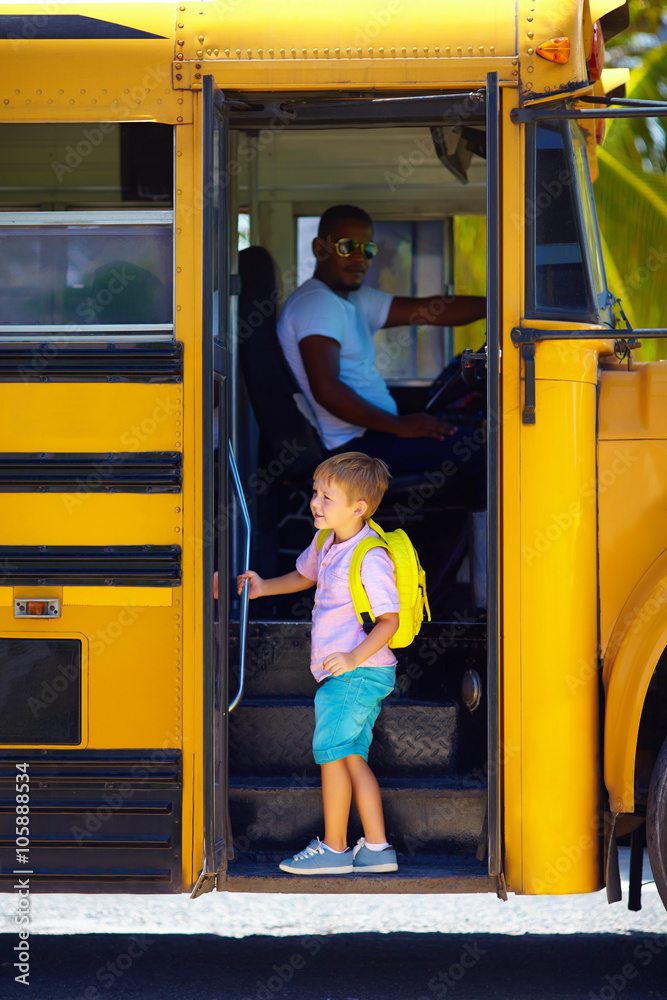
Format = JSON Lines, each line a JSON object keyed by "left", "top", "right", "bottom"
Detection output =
{"left": 1, "top": 0, "right": 666, "bottom": 910}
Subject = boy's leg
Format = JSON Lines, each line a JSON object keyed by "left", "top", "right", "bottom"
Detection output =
{"left": 320, "top": 759, "right": 352, "bottom": 852}
{"left": 345, "top": 754, "right": 387, "bottom": 845}
{"left": 321, "top": 755, "right": 387, "bottom": 850}
{"left": 314, "top": 668, "right": 396, "bottom": 853}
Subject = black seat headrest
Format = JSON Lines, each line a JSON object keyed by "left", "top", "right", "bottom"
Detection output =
{"left": 237, "top": 246, "right": 322, "bottom": 480}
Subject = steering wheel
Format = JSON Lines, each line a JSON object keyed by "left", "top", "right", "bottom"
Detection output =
{"left": 425, "top": 342, "right": 487, "bottom": 412}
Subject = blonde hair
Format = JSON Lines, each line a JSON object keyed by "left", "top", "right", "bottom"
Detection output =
{"left": 313, "top": 452, "right": 390, "bottom": 518}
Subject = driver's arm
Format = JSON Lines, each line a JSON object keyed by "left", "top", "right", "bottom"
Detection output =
{"left": 385, "top": 294, "right": 486, "bottom": 328}
{"left": 298, "top": 335, "right": 452, "bottom": 440}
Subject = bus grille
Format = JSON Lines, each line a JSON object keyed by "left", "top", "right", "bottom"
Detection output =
{"left": 0, "top": 750, "right": 182, "bottom": 893}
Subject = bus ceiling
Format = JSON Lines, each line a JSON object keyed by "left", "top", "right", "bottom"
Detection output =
{"left": 227, "top": 94, "right": 487, "bottom": 129}
{"left": 225, "top": 93, "right": 487, "bottom": 185}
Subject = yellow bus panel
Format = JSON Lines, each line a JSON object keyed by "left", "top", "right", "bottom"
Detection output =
{"left": 0, "top": 494, "right": 182, "bottom": 546}
{"left": 0, "top": 383, "right": 182, "bottom": 454}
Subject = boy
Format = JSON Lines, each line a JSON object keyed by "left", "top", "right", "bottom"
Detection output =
{"left": 236, "top": 452, "right": 400, "bottom": 874}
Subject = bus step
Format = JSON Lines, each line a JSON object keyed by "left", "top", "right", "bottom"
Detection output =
{"left": 228, "top": 776, "right": 487, "bottom": 856}
{"left": 229, "top": 619, "right": 487, "bottom": 700}
{"left": 229, "top": 698, "right": 460, "bottom": 778}
{"left": 221, "top": 852, "right": 494, "bottom": 894}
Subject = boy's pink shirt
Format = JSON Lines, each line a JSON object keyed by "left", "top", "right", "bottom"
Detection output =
{"left": 296, "top": 521, "right": 399, "bottom": 682}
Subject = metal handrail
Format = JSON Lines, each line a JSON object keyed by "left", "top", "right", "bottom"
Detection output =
{"left": 227, "top": 441, "right": 250, "bottom": 712}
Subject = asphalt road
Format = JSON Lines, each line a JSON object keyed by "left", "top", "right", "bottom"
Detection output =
{"left": 0, "top": 851, "right": 664, "bottom": 1000}
{"left": 0, "top": 929, "right": 665, "bottom": 1000}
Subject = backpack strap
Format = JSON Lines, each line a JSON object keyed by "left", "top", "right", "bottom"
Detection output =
{"left": 366, "top": 517, "right": 386, "bottom": 542}
{"left": 316, "top": 528, "right": 331, "bottom": 552}
{"left": 348, "top": 536, "right": 389, "bottom": 634}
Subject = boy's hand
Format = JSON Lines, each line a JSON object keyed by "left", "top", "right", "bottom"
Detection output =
{"left": 322, "top": 651, "right": 357, "bottom": 676}
{"left": 237, "top": 570, "right": 265, "bottom": 599}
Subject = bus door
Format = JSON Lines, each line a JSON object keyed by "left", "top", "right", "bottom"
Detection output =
{"left": 194, "top": 76, "right": 231, "bottom": 895}
{"left": 485, "top": 71, "right": 503, "bottom": 895}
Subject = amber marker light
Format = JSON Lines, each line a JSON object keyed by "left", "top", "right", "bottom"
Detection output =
{"left": 536, "top": 37, "right": 571, "bottom": 63}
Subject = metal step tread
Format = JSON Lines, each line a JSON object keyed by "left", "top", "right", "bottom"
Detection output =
{"left": 225, "top": 619, "right": 487, "bottom": 701}
{"left": 231, "top": 619, "right": 487, "bottom": 640}
{"left": 229, "top": 775, "right": 487, "bottom": 792}
{"left": 229, "top": 700, "right": 462, "bottom": 778}
{"left": 221, "top": 853, "right": 494, "bottom": 894}
{"left": 232, "top": 696, "right": 458, "bottom": 708}
{"left": 228, "top": 779, "right": 487, "bottom": 855}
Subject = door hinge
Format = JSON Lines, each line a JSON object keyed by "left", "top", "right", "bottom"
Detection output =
{"left": 496, "top": 871, "right": 508, "bottom": 901}
{"left": 190, "top": 870, "right": 217, "bottom": 898}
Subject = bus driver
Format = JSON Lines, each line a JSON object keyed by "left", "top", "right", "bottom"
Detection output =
{"left": 277, "top": 204, "right": 486, "bottom": 478}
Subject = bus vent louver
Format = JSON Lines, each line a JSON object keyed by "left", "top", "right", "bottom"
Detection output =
{"left": 0, "top": 751, "right": 182, "bottom": 894}
{"left": 0, "top": 453, "right": 182, "bottom": 492}
{"left": 0, "top": 545, "right": 182, "bottom": 586}
{"left": 0, "top": 342, "right": 183, "bottom": 383}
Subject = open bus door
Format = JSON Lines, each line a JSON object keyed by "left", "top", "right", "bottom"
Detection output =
{"left": 193, "top": 76, "right": 231, "bottom": 896}
{"left": 486, "top": 71, "right": 504, "bottom": 896}
{"left": 211, "top": 77, "right": 504, "bottom": 893}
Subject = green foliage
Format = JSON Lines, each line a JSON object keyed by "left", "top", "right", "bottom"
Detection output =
{"left": 596, "top": 40, "right": 667, "bottom": 359}
{"left": 604, "top": 45, "right": 667, "bottom": 172}
{"left": 608, "top": 0, "right": 667, "bottom": 53}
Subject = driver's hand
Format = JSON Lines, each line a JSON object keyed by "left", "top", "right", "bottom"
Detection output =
{"left": 394, "top": 413, "right": 458, "bottom": 440}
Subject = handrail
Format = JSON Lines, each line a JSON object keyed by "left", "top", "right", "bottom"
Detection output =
{"left": 227, "top": 441, "right": 250, "bottom": 712}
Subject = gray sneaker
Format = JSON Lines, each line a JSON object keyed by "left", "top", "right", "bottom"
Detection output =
{"left": 352, "top": 837, "right": 398, "bottom": 873}
{"left": 279, "top": 838, "right": 354, "bottom": 874}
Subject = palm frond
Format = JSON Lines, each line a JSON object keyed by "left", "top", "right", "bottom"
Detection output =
{"left": 603, "top": 44, "right": 667, "bottom": 171}
{"left": 598, "top": 228, "right": 638, "bottom": 328}
{"left": 595, "top": 147, "right": 667, "bottom": 358}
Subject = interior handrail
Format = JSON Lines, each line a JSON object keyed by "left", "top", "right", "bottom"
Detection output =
{"left": 227, "top": 440, "right": 250, "bottom": 712}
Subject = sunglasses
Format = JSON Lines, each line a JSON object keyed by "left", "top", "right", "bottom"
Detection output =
{"left": 334, "top": 238, "right": 378, "bottom": 260}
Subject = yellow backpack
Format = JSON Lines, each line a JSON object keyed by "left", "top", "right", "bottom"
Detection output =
{"left": 316, "top": 517, "right": 431, "bottom": 648}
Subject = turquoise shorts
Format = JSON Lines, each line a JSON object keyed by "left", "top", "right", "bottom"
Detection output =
{"left": 312, "top": 666, "right": 396, "bottom": 765}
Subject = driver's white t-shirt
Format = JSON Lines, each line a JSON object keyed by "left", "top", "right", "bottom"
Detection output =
{"left": 277, "top": 277, "right": 397, "bottom": 451}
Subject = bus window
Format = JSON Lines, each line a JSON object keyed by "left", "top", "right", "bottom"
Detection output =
{"left": 453, "top": 215, "right": 487, "bottom": 355}
{"left": 0, "top": 123, "right": 174, "bottom": 338}
{"left": 238, "top": 212, "right": 251, "bottom": 251}
{"left": 527, "top": 122, "right": 594, "bottom": 321}
{"left": 296, "top": 215, "right": 466, "bottom": 383}
{"left": 0, "top": 219, "right": 173, "bottom": 329}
